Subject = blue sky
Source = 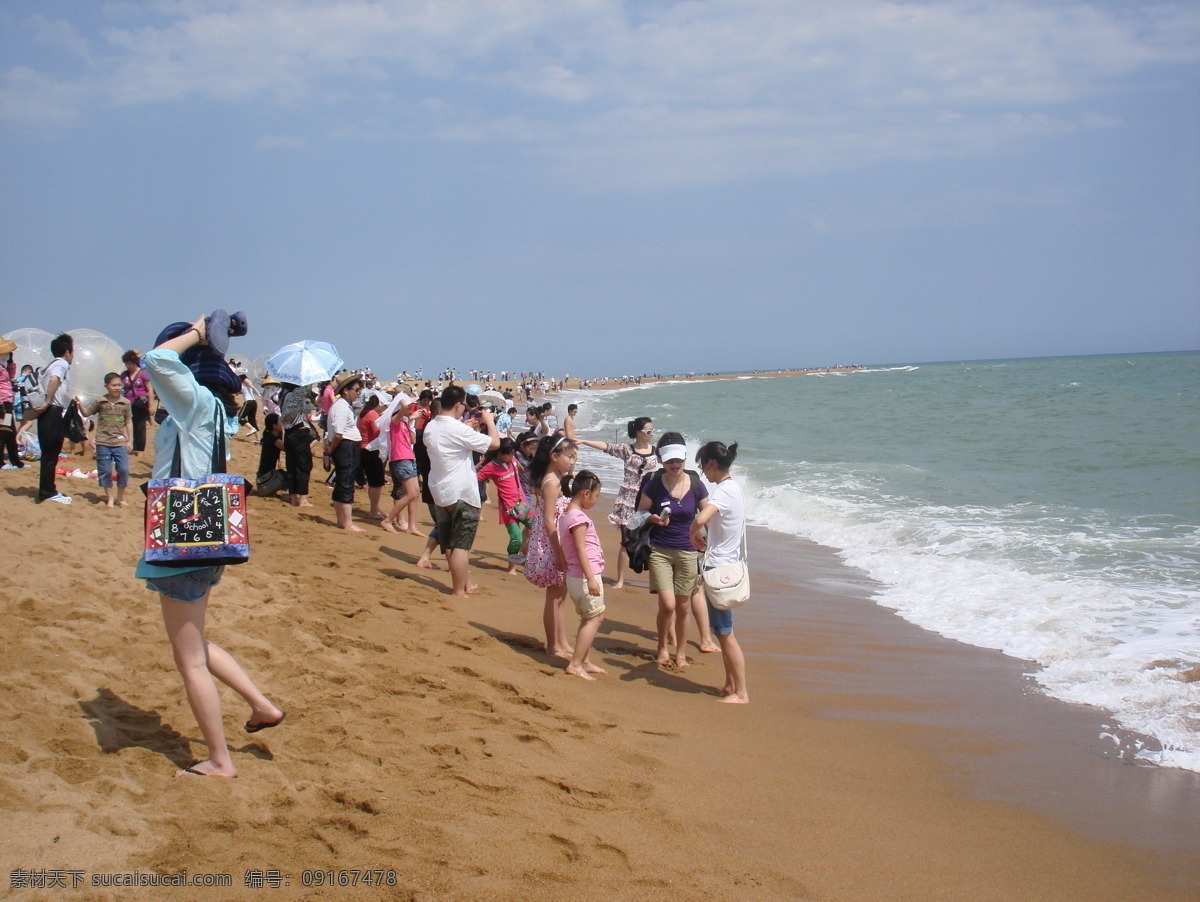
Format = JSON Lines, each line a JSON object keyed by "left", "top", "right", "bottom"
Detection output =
{"left": 2, "top": 0, "right": 1198, "bottom": 377}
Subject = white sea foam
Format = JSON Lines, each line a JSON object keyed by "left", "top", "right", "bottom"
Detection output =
{"left": 746, "top": 477, "right": 1200, "bottom": 771}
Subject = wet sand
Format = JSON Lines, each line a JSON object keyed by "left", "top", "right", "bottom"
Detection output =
{"left": 1, "top": 442, "right": 1197, "bottom": 900}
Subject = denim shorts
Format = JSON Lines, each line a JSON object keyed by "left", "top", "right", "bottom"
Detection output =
{"left": 390, "top": 458, "right": 418, "bottom": 481}
{"left": 705, "top": 598, "right": 734, "bottom": 636}
{"left": 145, "top": 566, "right": 225, "bottom": 603}
{"left": 96, "top": 444, "right": 129, "bottom": 488}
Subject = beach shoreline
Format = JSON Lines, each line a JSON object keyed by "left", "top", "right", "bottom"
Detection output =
{"left": 1, "top": 438, "right": 1197, "bottom": 900}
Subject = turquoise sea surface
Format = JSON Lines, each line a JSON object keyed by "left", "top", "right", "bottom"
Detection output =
{"left": 565, "top": 352, "right": 1200, "bottom": 771}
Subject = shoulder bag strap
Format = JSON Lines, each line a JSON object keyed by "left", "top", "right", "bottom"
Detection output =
{"left": 211, "top": 399, "right": 227, "bottom": 474}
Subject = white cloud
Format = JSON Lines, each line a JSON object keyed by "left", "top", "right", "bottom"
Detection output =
{"left": 255, "top": 133, "right": 308, "bottom": 149}
{"left": 27, "top": 14, "right": 93, "bottom": 63}
{"left": 1, "top": 0, "right": 1196, "bottom": 183}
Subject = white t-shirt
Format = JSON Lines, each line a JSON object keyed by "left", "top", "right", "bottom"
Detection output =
{"left": 44, "top": 357, "right": 71, "bottom": 408}
{"left": 328, "top": 397, "right": 361, "bottom": 442}
{"left": 424, "top": 415, "right": 492, "bottom": 508}
{"left": 703, "top": 477, "right": 746, "bottom": 567}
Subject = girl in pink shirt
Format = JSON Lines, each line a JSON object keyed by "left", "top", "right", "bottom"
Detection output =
{"left": 381, "top": 396, "right": 422, "bottom": 535}
{"left": 476, "top": 438, "right": 529, "bottom": 573}
{"left": 557, "top": 470, "right": 607, "bottom": 681}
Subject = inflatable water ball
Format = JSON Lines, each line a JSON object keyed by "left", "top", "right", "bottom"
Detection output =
{"left": 4, "top": 327, "right": 54, "bottom": 375}
{"left": 67, "top": 329, "right": 124, "bottom": 407}
{"left": 4, "top": 327, "right": 53, "bottom": 356}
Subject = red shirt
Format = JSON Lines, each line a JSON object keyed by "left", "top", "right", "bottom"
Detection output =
{"left": 359, "top": 408, "right": 381, "bottom": 446}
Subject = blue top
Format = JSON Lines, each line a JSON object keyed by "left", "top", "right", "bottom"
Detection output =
{"left": 639, "top": 470, "right": 708, "bottom": 551}
{"left": 135, "top": 348, "right": 239, "bottom": 579}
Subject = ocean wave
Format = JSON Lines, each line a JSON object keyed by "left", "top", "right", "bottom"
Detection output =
{"left": 745, "top": 477, "right": 1200, "bottom": 771}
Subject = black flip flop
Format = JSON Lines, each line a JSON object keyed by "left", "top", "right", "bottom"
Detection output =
{"left": 244, "top": 712, "right": 287, "bottom": 734}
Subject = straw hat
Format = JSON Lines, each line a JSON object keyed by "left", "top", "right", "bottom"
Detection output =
{"left": 0, "top": 337, "right": 17, "bottom": 355}
{"left": 334, "top": 370, "right": 365, "bottom": 394}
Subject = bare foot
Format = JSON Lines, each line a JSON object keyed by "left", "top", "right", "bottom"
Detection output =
{"left": 369, "top": 511, "right": 387, "bottom": 521}
{"left": 396, "top": 520, "right": 409, "bottom": 531}
{"left": 674, "top": 656, "right": 690, "bottom": 669}
{"left": 379, "top": 518, "right": 398, "bottom": 533}
{"left": 565, "top": 663, "right": 596, "bottom": 681}
{"left": 416, "top": 558, "right": 440, "bottom": 570}
{"left": 175, "top": 759, "right": 237, "bottom": 778}
{"left": 405, "top": 528, "right": 423, "bottom": 536}
{"left": 342, "top": 524, "right": 366, "bottom": 533}
{"left": 583, "top": 661, "right": 606, "bottom": 674}
{"left": 699, "top": 642, "right": 720, "bottom": 654}
{"left": 549, "top": 647, "right": 574, "bottom": 661}
{"left": 656, "top": 652, "right": 671, "bottom": 666}
{"left": 718, "top": 694, "right": 749, "bottom": 704}
{"left": 116, "top": 500, "right": 127, "bottom": 508}
{"left": 612, "top": 581, "right": 625, "bottom": 590}
{"left": 298, "top": 501, "right": 314, "bottom": 508}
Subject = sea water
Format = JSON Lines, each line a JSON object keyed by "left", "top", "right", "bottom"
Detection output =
{"left": 563, "top": 352, "right": 1200, "bottom": 772}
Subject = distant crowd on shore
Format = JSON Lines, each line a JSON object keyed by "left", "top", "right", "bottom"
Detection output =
{"left": 2, "top": 321, "right": 750, "bottom": 779}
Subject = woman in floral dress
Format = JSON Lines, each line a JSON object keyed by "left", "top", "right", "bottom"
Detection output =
{"left": 567, "top": 416, "right": 659, "bottom": 588}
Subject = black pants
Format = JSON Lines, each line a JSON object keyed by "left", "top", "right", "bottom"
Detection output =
{"left": 284, "top": 426, "right": 313, "bottom": 496}
{"left": 1, "top": 403, "right": 20, "bottom": 467}
{"left": 36, "top": 406, "right": 66, "bottom": 501}
{"left": 239, "top": 399, "right": 259, "bottom": 430}
{"left": 131, "top": 402, "right": 151, "bottom": 453}
{"left": 331, "top": 441, "right": 359, "bottom": 504}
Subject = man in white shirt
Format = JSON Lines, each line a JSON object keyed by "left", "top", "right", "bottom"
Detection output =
{"left": 30, "top": 333, "right": 74, "bottom": 504}
{"left": 423, "top": 385, "right": 500, "bottom": 596}
{"left": 325, "top": 372, "right": 364, "bottom": 532}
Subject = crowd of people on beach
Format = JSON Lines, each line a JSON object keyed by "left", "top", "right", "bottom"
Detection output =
{"left": 2, "top": 315, "right": 750, "bottom": 778}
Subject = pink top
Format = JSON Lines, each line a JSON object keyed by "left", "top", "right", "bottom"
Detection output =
{"left": 319, "top": 384, "right": 335, "bottom": 415}
{"left": 0, "top": 359, "right": 14, "bottom": 405}
{"left": 476, "top": 459, "right": 526, "bottom": 523}
{"left": 389, "top": 414, "right": 415, "bottom": 462}
{"left": 557, "top": 507, "right": 605, "bottom": 579}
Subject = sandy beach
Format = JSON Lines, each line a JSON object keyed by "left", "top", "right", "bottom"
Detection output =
{"left": 2, "top": 435, "right": 1198, "bottom": 901}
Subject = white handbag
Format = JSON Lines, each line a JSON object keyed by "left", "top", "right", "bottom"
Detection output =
{"left": 702, "top": 530, "right": 749, "bottom": 610}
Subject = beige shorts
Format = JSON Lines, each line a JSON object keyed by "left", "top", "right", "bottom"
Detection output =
{"left": 566, "top": 576, "right": 605, "bottom": 620}
{"left": 647, "top": 545, "right": 700, "bottom": 597}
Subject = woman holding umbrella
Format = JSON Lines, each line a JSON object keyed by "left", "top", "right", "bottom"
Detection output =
{"left": 265, "top": 340, "right": 344, "bottom": 509}
{"left": 279, "top": 382, "right": 315, "bottom": 507}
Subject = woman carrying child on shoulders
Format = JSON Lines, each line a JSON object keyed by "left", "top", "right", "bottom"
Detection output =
{"left": 138, "top": 312, "right": 284, "bottom": 777}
